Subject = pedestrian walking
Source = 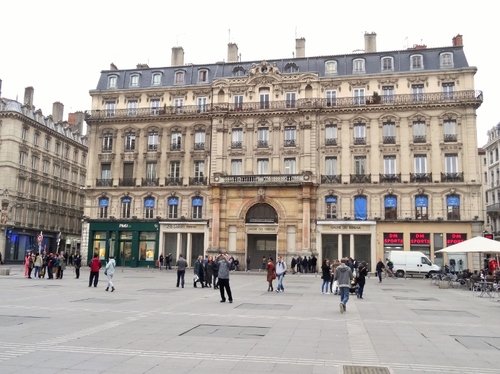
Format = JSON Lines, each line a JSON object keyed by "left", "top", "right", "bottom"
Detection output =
{"left": 217, "top": 253, "right": 233, "bottom": 303}
{"left": 275, "top": 256, "right": 287, "bottom": 292}
{"left": 376, "top": 258, "right": 385, "bottom": 283}
{"left": 193, "top": 255, "right": 205, "bottom": 288}
{"left": 105, "top": 255, "right": 116, "bottom": 292}
{"left": 74, "top": 254, "right": 82, "bottom": 279}
{"left": 176, "top": 254, "right": 188, "bottom": 288}
{"left": 34, "top": 253, "right": 43, "bottom": 278}
{"left": 266, "top": 257, "right": 275, "bottom": 292}
{"left": 88, "top": 253, "right": 101, "bottom": 287}
{"left": 321, "top": 259, "right": 331, "bottom": 294}
{"left": 334, "top": 258, "right": 353, "bottom": 314}
{"left": 356, "top": 262, "right": 368, "bottom": 299}
{"left": 246, "top": 255, "right": 251, "bottom": 272}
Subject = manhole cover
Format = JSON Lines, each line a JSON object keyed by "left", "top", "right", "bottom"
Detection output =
{"left": 343, "top": 365, "right": 390, "bottom": 374}
{"left": 236, "top": 303, "right": 291, "bottom": 310}
{"left": 181, "top": 324, "right": 270, "bottom": 339}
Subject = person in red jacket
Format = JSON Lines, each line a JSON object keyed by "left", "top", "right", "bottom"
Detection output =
{"left": 89, "top": 253, "right": 102, "bottom": 287}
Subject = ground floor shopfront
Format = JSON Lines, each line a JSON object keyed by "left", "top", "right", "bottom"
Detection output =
{"left": 87, "top": 221, "right": 159, "bottom": 267}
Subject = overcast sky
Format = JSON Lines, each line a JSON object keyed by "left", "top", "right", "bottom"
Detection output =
{"left": 1, "top": 0, "right": 496, "bottom": 146}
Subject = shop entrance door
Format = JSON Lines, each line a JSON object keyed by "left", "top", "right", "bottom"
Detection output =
{"left": 247, "top": 234, "right": 276, "bottom": 271}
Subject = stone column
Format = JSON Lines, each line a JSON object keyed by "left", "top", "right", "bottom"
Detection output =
{"left": 302, "top": 186, "right": 311, "bottom": 251}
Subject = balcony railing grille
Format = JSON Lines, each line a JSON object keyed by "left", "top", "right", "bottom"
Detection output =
{"left": 321, "top": 175, "right": 341, "bottom": 184}
{"left": 441, "top": 172, "right": 464, "bottom": 182}
{"left": 165, "top": 177, "right": 183, "bottom": 186}
{"left": 96, "top": 178, "right": 113, "bottom": 187}
{"left": 410, "top": 173, "right": 432, "bottom": 183}
{"left": 119, "top": 178, "right": 136, "bottom": 187}
{"left": 413, "top": 135, "right": 426, "bottom": 143}
{"left": 350, "top": 174, "right": 371, "bottom": 183}
{"left": 379, "top": 173, "right": 401, "bottom": 183}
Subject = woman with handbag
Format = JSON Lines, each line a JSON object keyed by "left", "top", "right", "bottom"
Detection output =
{"left": 105, "top": 256, "right": 116, "bottom": 292}
{"left": 266, "top": 257, "right": 276, "bottom": 292}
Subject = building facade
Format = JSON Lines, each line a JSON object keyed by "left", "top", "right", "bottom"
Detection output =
{"left": 0, "top": 86, "right": 88, "bottom": 262}
{"left": 483, "top": 125, "right": 500, "bottom": 235}
{"left": 84, "top": 33, "right": 483, "bottom": 271}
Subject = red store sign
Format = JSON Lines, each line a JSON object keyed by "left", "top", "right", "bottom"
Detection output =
{"left": 446, "top": 233, "right": 467, "bottom": 245}
{"left": 410, "top": 233, "right": 430, "bottom": 245}
{"left": 383, "top": 233, "right": 404, "bottom": 245}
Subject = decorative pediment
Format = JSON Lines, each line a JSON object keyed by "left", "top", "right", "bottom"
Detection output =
{"left": 320, "top": 81, "right": 342, "bottom": 92}
{"left": 248, "top": 61, "right": 281, "bottom": 77}
{"left": 348, "top": 80, "right": 369, "bottom": 91}
{"left": 168, "top": 90, "right": 188, "bottom": 100}
{"left": 377, "top": 78, "right": 399, "bottom": 89}
{"left": 406, "top": 76, "right": 429, "bottom": 87}
{"left": 437, "top": 74, "right": 460, "bottom": 86}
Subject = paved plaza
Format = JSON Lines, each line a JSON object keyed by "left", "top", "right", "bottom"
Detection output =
{"left": 1, "top": 265, "right": 500, "bottom": 374}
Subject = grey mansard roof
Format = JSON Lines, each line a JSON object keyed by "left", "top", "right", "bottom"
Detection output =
{"left": 91, "top": 45, "right": 471, "bottom": 92}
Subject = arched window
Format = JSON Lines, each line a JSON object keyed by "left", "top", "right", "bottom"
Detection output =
{"left": 415, "top": 195, "right": 428, "bottom": 220}
{"left": 175, "top": 71, "right": 185, "bottom": 84}
{"left": 325, "top": 61, "right": 337, "bottom": 75}
{"left": 98, "top": 197, "right": 109, "bottom": 218}
{"left": 144, "top": 197, "right": 155, "bottom": 219}
{"left": 440, "top": 52, "right": 454, "bottom": 68}
{"left": 130, "top": 74, "right": 139, "bottom": 87}
{"left": 284, "top": 62, "right": 299, "bottom": 73}
{"left": 354, "top": 196, "right": 367, "bottom": 220}
{"left": 245, "top": 203, "right": 278, "bottom": 223}
{"left": 107, "top": 75, "right": 117, "bottom": 88}
{"left": 232, "top": 66, "right": 246, "bottom": 77}
{"left": 446, "top": 195, "right": 460, "bottom": 220}
{"left": 168, "top": 196, "right": 179, "bottom": 219}
{"left": 121, "top": 197, "right": 132, "bottom": 218}
{"left": 353, "top": 58, "right": 365, "bottom": 74}
{"left": 325, "top": 195, "right": 338, "bottom": 219}
{"left": 192, "top": 196, "right": 203, "bottom": 219}
{"left": 384, "top": 195, "right": 397, "bottom": 220}
{"left": 151, "top": 73, "right": 162, "bottom": 86}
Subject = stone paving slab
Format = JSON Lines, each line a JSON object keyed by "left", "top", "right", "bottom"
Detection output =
{"left": 1, "top": 265, "right": 500, "bottom": 373}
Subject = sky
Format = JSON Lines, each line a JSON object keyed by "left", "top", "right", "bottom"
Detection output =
{"left": 1, "top": 0, "right": 496, "bottom": 146}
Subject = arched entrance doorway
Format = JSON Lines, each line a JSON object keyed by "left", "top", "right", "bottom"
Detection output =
{"left": 245, "top": 203, "right": 278, "bottom": 270}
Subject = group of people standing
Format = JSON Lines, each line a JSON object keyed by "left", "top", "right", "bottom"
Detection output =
{"left": 24, "top": 252, "right": 74, "bottom": 280}
{"left": 290, "top": 255, "right": 317, "bottom": 274}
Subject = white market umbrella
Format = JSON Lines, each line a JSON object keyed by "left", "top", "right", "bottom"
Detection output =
{"left": 435, "top": 236, "right": 500, "bottom": 254}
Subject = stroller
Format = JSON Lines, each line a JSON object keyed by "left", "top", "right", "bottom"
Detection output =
{"left": 349, "top": 277, "right": 359, "bottom": 294}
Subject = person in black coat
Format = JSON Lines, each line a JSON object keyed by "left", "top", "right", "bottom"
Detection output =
{"left": 357, "top": 262, "right": 368, "bottom": 299}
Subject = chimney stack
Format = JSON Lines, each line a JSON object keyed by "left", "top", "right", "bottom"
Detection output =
{"left": 24, "top": 86, "right": 34, "bottom": 108}
{"left": 52, "top": 102, "right": 64, "bottom": 122}
{"left": 74, "top": 111, "right": 85, "bottom": 134}
{"left": 452, "top": 34, "right": 463, "bottom": 46}
{"left": 227, "top": 43, "right": 239, "bottom": 62}
{"left": 295, "top": 38, "right": 306, "bottom": 58}
{"left": 171, "top": 46, "right": 184, "bottom": 66}
{"left": 364, "top": 32, "right": 377, "bottom": 53}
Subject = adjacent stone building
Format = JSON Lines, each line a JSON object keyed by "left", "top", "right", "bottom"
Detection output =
{"left": 84, "top": 33, "right": 483, "bottom": 270}
{"left": 0, "top": 86, "right": 88, "bottom": 262}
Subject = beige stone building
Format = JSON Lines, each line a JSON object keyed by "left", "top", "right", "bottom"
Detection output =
{"left": 84, "top": 33, "right": 483, "bottom": 271}
{"left": 0, "top": 85, "right": 87, "bottom": 262}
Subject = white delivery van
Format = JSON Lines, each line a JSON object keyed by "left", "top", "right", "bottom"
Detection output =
{"left": 388, "top": 251, "right": 440, "bottom": 278}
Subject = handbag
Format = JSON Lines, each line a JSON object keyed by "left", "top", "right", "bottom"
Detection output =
{"left": 193, "top": 274, "right": 199, "bottom": 282}
{"left": 104, "top": 269, "right": 108, "bottom": 276}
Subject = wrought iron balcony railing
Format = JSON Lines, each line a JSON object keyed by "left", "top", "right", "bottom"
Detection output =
{"left": 383, "top": 136, "right": 396, "bottom": 144}
{"left": 170, "top": 143, "right": 181, "bottom": 151}
{"left": 85, "top": 90, "right": 483, "bottom": 120}
{"left": 487, "top": 203, "right": 500, "bottom": 213}
{"left": 410, "top": 173, "right": 432, "bottom": 183}
{"left": 379, "top": 173, "right": 401, "bottom": 183}
{"left": 119, "top": 178, "right": 136, "bottom": 187}
{"left": 231, "top": 141, "right": 242, "bottom": 149}
{"left": 441, "top": 172, "right": 464, "bottom": 182}
{"left": 321, "top": 175, "right": 342, "bottom": 184}
{"left": 413, "top": 135, "right": 426, "bottom": 143}
{"left": 147, "top": 144, "right": 158, "bottom": 151}
{"left": 284, "top": 139, "right": 296, "bottom": 147}
{"left": 165, "top": 177, "right": 183, "bottom": 186}
{"left": 189, "top": 177, "right": 208, "bottom": 186}
{"left": 194, "top": 142, "right": 205, "bottom": 150}
{"left": 257, "top": 140, "right": 269, "bottom": 148}
{"left": 102, "top": 146, "right": 113, "bottom": 153}
{"left": 142, "top": 178, "right": 159, "bottom": 186}
{"left": 325, "top": 138, "right": 337, "bottom": 146}
{"left": 354, "top": 137, "right": 366, "bottom": 145}
{"left": 96, "top": 178, "right": 113, "bottom": 187}
{"left": 350, "top": 174, "right": 371, "bottom": 183}
{"left": 443, "top": 134, "right": 458, "bottom": 142}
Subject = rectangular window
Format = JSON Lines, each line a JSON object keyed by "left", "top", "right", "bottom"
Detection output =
{"left": 55, "top": 142, "right": 60, "bottom": 155}
{"left": 234, "top": 95, "right": 244, "bottom": 110}
{"left": 412, "top": 84, "right": 424, "bottom": 102}
{"left": 411, "top": 55, "right": 423, "bottom": 69}
{"left": 414, "top": 155, "right": 427, "bottom": 173}
{"left": 325, "top": 125, "right": 337, "bottom": 145}
{"left": 31, "top": 156, "right": 39, "bottom": 170}
{"left": 325, "top": 157, "right": 337, "bottom": 175}
{"left": 44, "top": 137, "right": 50, "bottom": 150}
{"left": 144, "top": 200, "right": 155, "bottom": 219}
{"left": 101, "top": 163, "right": 111, "bottom": 180}
{"left": 197, "top": 97, "right": 207, "bottom": 113}
{"left": 198, "top": 70, "right": 208, "bottom": 82}
{"left": 413, "top": 122, "right": 426, "bottom": 143}
{"left": 384, "top": 156, "right": 396, "bottom": 174}
{"left": 382, "top": 86, "right": 394, "bottom": 103}
{"left": 53, "top": 164, "right": 60, "bottom": 177}
{"left": 326, "top": 90, "right": 337, "bottom": 106}
{"left": 325, "top": 61, "right": 337, "bottom": 75}
{"left": 354, "top": 156, "right": 366, "bottom": 175}
{"left": 146, "top": 162, "right": 157, "bottom": 180}
{"left": 150, "top": 99, "right": 160, "bottom": 115}
{"left": 168, "top": 201, "right": 178, "bottom": 219}
{"left": 353, "top": 59, "right": 365, "bottom": 73}
{"left": 148, "top": 131, "right": 158, "bottom": 151}
{"left": 354, "top": 124, "right": 366, "bottom": 144}
{"left": 125, "top": 133, "right": 136, "bottom": 151}
{"left": 173, "top": 98, "right": 184, "bottom": 114}
{"left": 260, "top": 93, "right": 270, "bottom": 109}
{"left": 194, "top": 130, "right": 205, "bottom": 150}
{"left": 121, "top": 199, "right": 131, "bottom": 218}
{"left": 72, "top": 170, "right": 77, "bottom": 183}
{"left": 175, "top": 71, "right": 184, "bottom": 84}
{"left": 285, "top": 92, "right": 296, "bottom": 108}
{"left": 21, "top": 127, "right": 27, "bottom": 140}
{"left": 194, "top": 161, "right": 205, "bottom": 179}
{"left": 171, "top": 131, "right": 182, "bottom": 150}
{"left": 284, "top": 126, "right": 296, "bottom": 147}
{"left": 42, "top": 160, "right": 50, "bottom": 173}
{"left": 383, "top": 123, "right": 395, "bottom": 144}
{"left": 257, "top": 159, "right": 269, "bottom": 174}
{"left": 445, "top": 154, "right": 458, "bottom": 173}
{"left": 442, "top": 82, "right": 455, "bottom": 100}
{"left": 33, "top": 133, "right": 39, "bottom": 146}
{"left": 170, "top": 161, "right": 181, "bottom": 179}
{"left": 128, "top": 100, "right": 138, "bottom": 116}
{"left": 444, "top": 120, "right": 457, "bottom": 142}
{"left": 353, "top": 88, "right": 365, "bottom": 105}
{"left": 105, "top": 101, "right": 115, "bottom": 117}
{"left": 381, "top": 57, "right": 393, "bottom": 71}
{"left": 257, "top": 128, "right": 269, "bottom": 148}
{"left": 231, "top": 160, "right": 242, "bottom": 175}
{"left": 19, "top": 151, "right": 27, "bottom": 166}
{"left": 231, "top": 129, "right": 242, "bottom": 148}
{"left": 284, "top": 158, "right": 296, "bottom": 174}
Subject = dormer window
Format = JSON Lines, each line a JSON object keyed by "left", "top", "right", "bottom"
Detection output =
{"left": 175, "top": 71, "right": 185, "bottom": 84}
{"left": 353, "top": 58, "right": 365, "bottom": 74}
{"left": 232, "top": 66, "right": 245, "bottom": 77}
{"left": 410, "top": 54, "right": 423, "bottom": 70}
{"left": 381, "top": 57, "right": 394, "bottom": 72}
{"left": 130, "top": 74, "right": 139, "bottom": 87}
{"left": 284, "top": 62, "right": 299, "bottom": 73}
{"left": 198, "top": 69, "right": 208, "bottom": 82}
{"left": 440, "top": 52, "right": 454, "bottom": 68}
{"left": 152, "top": 73, "right": 162, "bottom": 86}
{"left": 325, "top": 61, "right": 337, "bottom": 75}
{"left": 108, "top": 76, "right": 117, "bottom": 88}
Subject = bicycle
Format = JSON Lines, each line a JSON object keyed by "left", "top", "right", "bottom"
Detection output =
{"left": 382, "top": 268, "right": 396, "bottom": 279}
